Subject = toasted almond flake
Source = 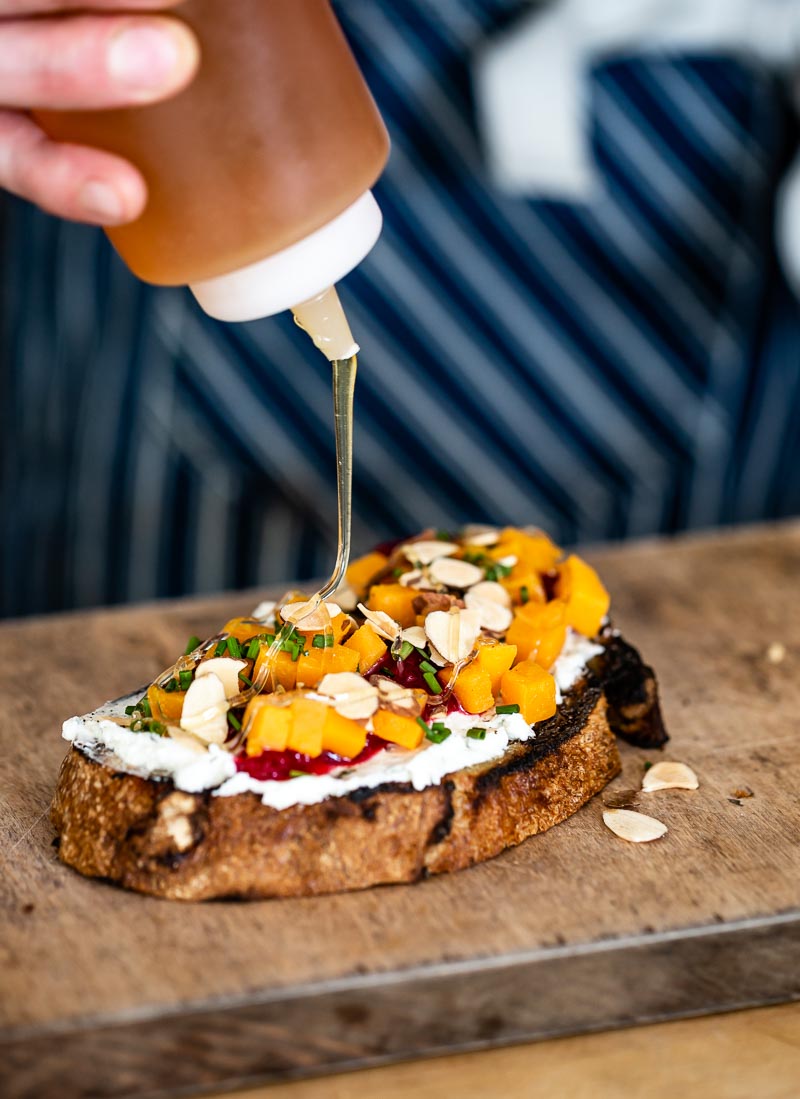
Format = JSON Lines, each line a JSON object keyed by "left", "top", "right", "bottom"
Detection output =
{"left": 642, "top": 761, "right": 699, "bottom": 792}
{"left": 280, "top": 600, "right": 341, "bottom": 631}
{"left": 332, "top": 584, "right": 357, "bottom": 612}
{"left": 180, "top": 674, "right": 229, "bottom": 744}
{"left": 766, "top": 641, "right": 786, "bottom": 665}
{"left": 465, "top": 580, "right": 511, "bottom": 607}
{"left": 463, "top": 595, "right": 513, "bottom": 634}
{"left": 424, "top": 608, "right": 482, "bottom": 665}
{"left": 357, "top": 603, "right": 401, "bottom": 642}
{"left": 195, "top": 657, "right": 247, "bottom": 699}
{"left": 398, "top": 568, "right": 424, "bottom": 588}
{"left": 461, "top": 525, "right": 501, "bottom": 546}
{"left": 317, "top": 671, "right": 379, "bottom": 720}
{"left": 496, "top": 554, "right": 518, "bottom": 568}
{"left": 374, "top": 678, "right": 422, "bottom": 714}
{"left": 401, "top": 540, "right": 459, "bottom": 566}
{"left": 603, "top": 808, "right": 667, "bottom": 843}
{"left": 400, "top": 626, "right": 428, "bottom": 648}
{"left": 251, "top": 600, "right": 276, "bottom": 622}
{"left": 428, "top": 557, "right": 485, "bottom": 589}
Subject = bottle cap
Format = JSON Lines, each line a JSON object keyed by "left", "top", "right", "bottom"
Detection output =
{"left": 189, "top": 190, "right": 382, "bottom": 322}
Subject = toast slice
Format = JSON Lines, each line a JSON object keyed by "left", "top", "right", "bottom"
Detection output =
{"left": 52, "top": 632, "right": 665, "bottom": 901}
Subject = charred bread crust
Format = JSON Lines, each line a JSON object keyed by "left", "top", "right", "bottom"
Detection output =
{"left": 50, "top": 635, "right": 664, "bottom": 900}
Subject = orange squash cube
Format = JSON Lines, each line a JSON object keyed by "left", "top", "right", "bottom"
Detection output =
{"left": 295, "top": 647, "right": 333, "bottom": 689}
{"left": 372, "top": 709, "right": 425, "bottom": 750}
{"left": 331, "top": 644, "right": 360, "bottom": 675}
{"left": 555, "top": 554, "right": 610, "bottom": 638}
{"left": 244, "top": 697, "right": 293, "bottom": 756}
{"left": 346, "top": 551, "right": 388, "bottom": 595}
{"left": 147, "top": 684, "right": 186, "bottom": 723}
{"left": 500, "top": 662, "right": 557, "bottom": 724}
{"left": 365, "top": 583, "right": 418, "bottom": 628}
{"left": 253, "top": 646, "right": 297, "bottom": 691}
{"left": 344, "top": 622, "right": 388, "bottom": 673}
{"left": 475, "top": 641, "right": 518, "bottom": 694}
{"left": 285, "top": 697, "right": 328, "bottom": 757}
{"left": 441, "top": 661, "right": 494, "bottom": 715}
{"left": 322, "top": 708, "right": 368, "bottom": 759}
{"left": 501, "top": 569, "right": 546, "bottom": 606}
{"left": 493, "top": 528, "right": 562, "bottom": 573}
{"left": 506, "top": 601, "right": 567, "bottom": 666}
{"left": 221, "top": 616, "right": 265, "bottom": 643}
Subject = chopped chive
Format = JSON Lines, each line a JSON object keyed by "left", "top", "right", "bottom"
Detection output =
{"left": 520, "top": 586, "right": 530, "bottom": 604}
{"left": 426, "top": 724, "right": 451, "bottom": 744}
{"left": 436, "top": 530, "right": 453, "bottom": 541}
{"left": 149, "top": 721, "right": 167, "bottom": 737}
{"left": 178, "top": 670, "right": 193, "bottom": 691}
{"left": 496, "top": 703, "right": 520, "bottom": 715}
{"left": 467, "top": 727, "right": 487, "bottom": 740}
{"left": 312, "top": 634, "right": 335, "bottom": 649}
{"left": 124, "top": 705, "right": 135, "bottom": 716}
{"left": 259, "top": 633, "right": 276, "bottom": 645}
{"left": 130, "top": 719, "right": 143, "bottom": 732}
{"left": 643, "top": 760, "right": 653, "bottom": 771}
{"left": 289, "top": 770, "right": 307, "bottom": 778}
{"left": 184, "top": 635, "right": 201, "bottom": 655}
{"left": 227, "top": 712, "right": 242, "bottom": 731}
{"left": 419, "top": 659, "right": 437, "bottom": 674}
{"left": 226, "top": 636, "right": 242, "bottom": 659}
{"left": 495, "top": 563, "right": 512, "bottom": 579}
{"left": 140, "top": 698, "right": 152, "bottom": 717}
{"left": 215, "top": 639, "right": 228, "bottom": 657}
{"left": 378, "top": 666, "right": 395, "bottom": 678}
{"left": 423, "top": 670, "right": 442, "bottom": 694}
{"left": 393, "top": 567, "right": 404, "bottom": 577}
{"left": 398, "top": 640, "right": 414, "bottom": 661}
{"left": 246, "top": 638, "right": 261, "bottom": 661}
{"left": 164, "top": 677, "right": 179, "bottom": 693}
{"left": 415, "top": 716, "right": 430, "bottom": 734}
{"left": 238, "top": 671, "right": 253, "bottom": 688}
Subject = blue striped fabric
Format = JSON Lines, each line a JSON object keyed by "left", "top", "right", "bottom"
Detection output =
{"left": 2, "top": 0, "right": 799, "bottom": 616}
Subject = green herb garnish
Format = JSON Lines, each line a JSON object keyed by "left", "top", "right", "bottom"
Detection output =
{"left": 246, "top": 637, "right": 261, "bottom": 661}
{"left": 139, "top": 697, "right": 152, "bottom": 717}
{"left": 426, "top": 722, "right": 451, "bottom": 744}
{"left": 227, "top": 712, "right": 242, "bottom": 732}
{"left": 398, "top": 640, "right": 414, "bottom": 661}
{"left": 163, "top": 677, "right": 179, "bottom": 693}
{"left": 124, "top": 705, "right": 135, "bottom": 716}
{"left": 178, "top": 670, "right": 193, "bottom": 692}
{"left": 419, "top": 659, "right": 437, "bottom": 674}
{"left": 184, "top": 635, "right": 201, "bottom": 655}
{"left": 423, "top": 670, "right": 442, "bottom": 694}
{"left": 415, "top": 716, "right": 430, "bottom": 735}
{"left": 289, "top": 770, "right": 307, "bottom": 778}
{"left": 496, "top": 704, "right": 520, "bottom": 715}
{"left": 520, "top": 586, "right": 530, "bottom": 604}
{"left": 467, "top": 727, "right": 487, "bottom": 740}
{"left": 215, "top": 639, "right": 228, "bottom": 657}
{"left": 226, "top": 636, "right": 242, "bottom": 659}
{"left": 312, "top": 634, "right": 334, "bottom": 649}
{"left": 238, "top": 671, "right": 253, "bottom": 688}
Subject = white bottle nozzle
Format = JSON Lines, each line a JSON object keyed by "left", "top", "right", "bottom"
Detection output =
{"left": 292, "top": 286, "right": 358, "bottom": 361}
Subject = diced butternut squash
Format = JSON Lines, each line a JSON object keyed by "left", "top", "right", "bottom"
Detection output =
{"left": 322, "top": 708, "right": 368, "bottom": 759}
{"left": 365, "top": 583, "right": 418, "bottom": 628}
{"left": 285, "top": 697, "right": 328, "bottom": 757}
{"left": 346, "top": 551, "right": 388, "bottom": 595}
{"left": 331, "top": 645, "right": 360, "bottom": 675}
{"left": 147, "top": 684, "right": 186, "bottom": 722}
{"left": 296, "top": 644, "right": 360, "bottom": 688}
{"left": 474, "top": 641, "right": 517, "bottom": 694}
{"left": 555, "top": 554, "right": 610, "bottom": 638}
{"left": 372, "top": 708, "right": 425, "bottom": 750}
{"left": 221, "top": 616, "right": 265, "bottom": 643}
{"left": 500, "top": 569, "right": 545, "bottom": 607}
{"left": 491, "top": 528, "right": 562, "bottom": 574}
{"left": 344, "top": 622, "right": 388, "bottom": 673}
{"left": 500, "top": 662, "right": 557, "bottom": 724}
{"left": 253, "top": 646, "right": 297, "bottom": 691}
{"left": 244, "top": 697, "right": 293, "bottom": 756}
{"left": 506, "top": 601, "right": 567, "bottom": 667}
{"left": 440, "top": 660, "right": 494, "bottom": 715}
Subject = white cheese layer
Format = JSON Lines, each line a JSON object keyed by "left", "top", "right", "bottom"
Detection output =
{"left": 62, "top": 630, "right": 603, "bottom": 811}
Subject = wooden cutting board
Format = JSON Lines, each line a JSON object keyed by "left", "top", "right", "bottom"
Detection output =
{"left": 2, "top": 523, "right": 799, "bottom": 1099}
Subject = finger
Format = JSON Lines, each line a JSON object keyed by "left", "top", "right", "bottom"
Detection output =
{"left": 0, "top": 14, "right": 199, "bottom": 110}
{"left": 0, "top": 109, "right": 147, "bottom": 224}
{"left": 0, "top": 1, "right": 186, "bottom": 14}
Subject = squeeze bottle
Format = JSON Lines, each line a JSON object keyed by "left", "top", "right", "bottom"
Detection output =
{"left": 35, "top": 0, "right": 389, "bottom": 357}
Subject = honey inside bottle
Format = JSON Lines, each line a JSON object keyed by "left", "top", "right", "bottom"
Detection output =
{"left": 35, "top": 0, "right": 390, "bottom": 287}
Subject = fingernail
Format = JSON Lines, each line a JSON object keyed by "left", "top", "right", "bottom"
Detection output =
{"left": 79, "top": 180, "right": 125, "bottom": 223}
{"left": 108, "top": 24, "right": 182, "bottom": 95}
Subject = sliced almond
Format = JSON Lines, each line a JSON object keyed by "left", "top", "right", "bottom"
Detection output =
{"left": 766, "top": 641, "right": 786, "bottom": 665}
{"left": 179, "top": 674, "right": 229, "bottom": 744}
{"left": 603, "top": 808, "right": 667, "bottom": 843}
{"left": 642, "top": 761, "right": 699, "bottom": 792}
{"left": 251, "top": 600, "right": 276, "bottom": 622}
{"left": 332, "top": 584, "right": 357, "bottom": 612}
{"left": 401, "top": 540, "right": 459, "bottom": 566}
{"left": 424, "top": 608, "right": 482, "bottom": 665}
{"left": 428, "top": 557, "right": 485, "bottom": 589}
{"left": 465, "top": 580, "right": 511, "bottom": 607}
{"left": 400, "top": 625, "right": 427, "bottom": 649}
{"left": 280, "top": 600, "right": 341, "bottom": 631}
{"left": 398, "top": 568, "right": 425, "bottom": 588}
{"left": 374, "top": 678, "right": 423, "bottom": 715}
{"left": 463, "top": 595, "right": 513, "bottom": 634}
{"left": 357, "top": 602, "right": 401, "bottom": 642}
{"left": 317, "top": 671, "right": 379, "bottom": 720}
{"left": 195, "top": 657, "right": 247, "bottom": 699}
{"left": 461, "top": 525, "right": 500, "bottom": 546}
{"left": 495, "top": 555, "right": 518, "bottom": 568}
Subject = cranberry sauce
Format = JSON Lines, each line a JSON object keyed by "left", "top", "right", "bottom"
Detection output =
{"left": 236, "top": 732, "right": 387, "bottom": 782}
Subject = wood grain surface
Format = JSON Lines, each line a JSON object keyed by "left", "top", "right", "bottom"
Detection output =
{"left": 2, "top": 522, "right": 800, "bottom": 1099}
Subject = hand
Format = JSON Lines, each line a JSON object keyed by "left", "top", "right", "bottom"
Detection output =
{"left": 0, "top": 1, "right": 199, "bottom": 225}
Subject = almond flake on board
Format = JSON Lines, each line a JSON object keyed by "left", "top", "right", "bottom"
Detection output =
{"left": 400, "top": 540, "right": 459, "bottom": 566}
{"left": 179, "top": 674, "right": 229, "bottom": 744}
{"left": 641, "top": 761, "right": 699, "bottom": 792}
{"left": 602, "top": 808, "right": 667, "bottom": 843}
{"left": 428, "top": 557, "right": 485, "bottom": 590}
{"left": 280, "top": 600, "right": 342, "bottom": 631}
{"left": 195, "top": 657, "right": 247, "bottom": 699}
{"left": 424, "top": 608, "right": 482, "bottom": 665}
{"left": 766, "top": 641, "right": 786, "bottom": 665}
{"left": 357, "top": 603, "right": 402, "bottom": 642}
{"left": 317, "top": 672, "right": 379, "bottom": 721}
